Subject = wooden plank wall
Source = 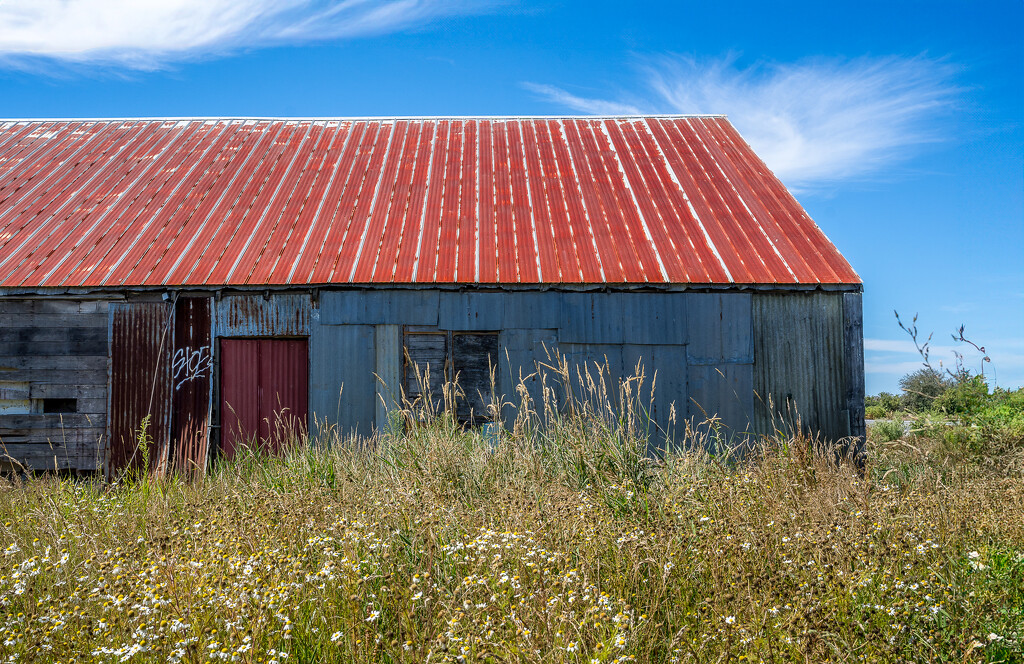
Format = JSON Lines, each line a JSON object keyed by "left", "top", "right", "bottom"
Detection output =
{"left": 0, "top": 299, "right": 111, "bottom": 472}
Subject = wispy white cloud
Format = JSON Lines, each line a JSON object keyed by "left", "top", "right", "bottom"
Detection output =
{"left": 527, "top": 54, "right": 960, "bottom": 189}
{"left": 0, "top": 0, "right": 499, "bottom": 70}
{"left": 521, "top": 83, "right": 642, "bottom": 117}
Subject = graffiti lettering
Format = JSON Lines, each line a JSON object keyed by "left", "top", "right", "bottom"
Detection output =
{"left": 173, "top": 345, "right": 213, "bottom": 390}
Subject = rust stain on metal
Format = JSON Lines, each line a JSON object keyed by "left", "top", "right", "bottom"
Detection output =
{"left": 106, "top": 301, "right": 173, "bottom": 479}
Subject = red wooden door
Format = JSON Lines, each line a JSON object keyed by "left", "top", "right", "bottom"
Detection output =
{"left": 219, "top": 339, "right": 308, "bottom": 459}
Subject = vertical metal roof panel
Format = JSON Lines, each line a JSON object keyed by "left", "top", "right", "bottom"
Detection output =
{"left": 0, "top": 116, "right": 860, "bottom": 287}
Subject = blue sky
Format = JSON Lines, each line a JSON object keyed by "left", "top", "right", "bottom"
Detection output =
{"left": 1, "top": 0, "right": 1021, "bottom": 394}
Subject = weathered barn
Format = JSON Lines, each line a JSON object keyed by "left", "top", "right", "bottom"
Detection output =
{"left": 0, "top": 116, "right": 863, "bottom": 475}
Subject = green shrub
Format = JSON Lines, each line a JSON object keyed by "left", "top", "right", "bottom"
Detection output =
{"left": 865, "top": 392, "right": 901, "bottom": 419}
{"left": 935, "top": 374, "right": 990, "bottom": 418}
{"left": 872, "top": 418, "right": 905, "bottom": 442}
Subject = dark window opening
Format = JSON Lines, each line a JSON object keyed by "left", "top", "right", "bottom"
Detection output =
{"left": 403, "top": 330, "right": 498, "bottom": 425}
{"left": 42, "top": 398, "right": 77, "bottom": 413}
{"left": 452, "top": 333, "right": 499, "bottom": 424}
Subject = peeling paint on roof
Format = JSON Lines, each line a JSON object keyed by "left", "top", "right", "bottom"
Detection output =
{"left": 0, "top": 116, "right": 860, "bottom": 287}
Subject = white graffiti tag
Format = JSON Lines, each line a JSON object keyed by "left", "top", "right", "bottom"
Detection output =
{"left": 172, "top": 345, "right": 213, "bottom": 390}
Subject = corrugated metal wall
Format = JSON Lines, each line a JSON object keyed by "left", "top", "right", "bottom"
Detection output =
{"left": 107, "top": 302, "right": 173, "bottom": 478}
{"left": 316, "top": 289, "right": 759, "bottom": 447}
{"left": 219, "top": 339, "right": 308, "bottom": 457}
{"left": 3, "top": 286, "right": 863, "bottom": 473}
{"left": 751, "top": 292, "right": 848, "bottom": 440}
{"left": 170, "top": 297, "right": 213, "bottom": 475}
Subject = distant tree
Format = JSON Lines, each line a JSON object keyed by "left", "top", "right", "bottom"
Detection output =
{"left": 899, "top": 367, "right": 952, "bottom": 413}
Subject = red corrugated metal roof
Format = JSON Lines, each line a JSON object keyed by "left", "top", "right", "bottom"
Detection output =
{"left": 0, "top": 116, "right": 860, "bottom": 287}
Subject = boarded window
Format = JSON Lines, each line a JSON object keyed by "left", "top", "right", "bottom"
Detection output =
{"left": 452, "top": 333, "right": 498, "bottom": 424}
{"left": 403, "top": 332, "right": 447, "bottom": 411}
{"left": 403, "top": 330, "right": 497, "bottom": 425}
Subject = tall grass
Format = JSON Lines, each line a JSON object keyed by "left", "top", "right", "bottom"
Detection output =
{"left": 0, "top": 367, "right": 1021, "bottom": 663}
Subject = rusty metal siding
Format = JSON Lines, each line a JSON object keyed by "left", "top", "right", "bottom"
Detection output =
{"left": 170, "top": 297, "right": 213, "bottom": 475}
{"left": 752, "top": 292, "right": 847, "bottom": 440}
{"left": 214, "top": 293, "right": 311, "bottom": 337}
{"left": 219, "top": 338, "right": 308, "bottom": 458}
{"left": 107, "top": 301, "right": 173, "bottom": 478}
{"left": 0, "top": 117, "right": 861, "bottom": 288}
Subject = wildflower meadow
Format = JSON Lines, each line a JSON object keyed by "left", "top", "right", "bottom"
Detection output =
{"left": 1, "top": 375, "right": 1022, "bottom": 663}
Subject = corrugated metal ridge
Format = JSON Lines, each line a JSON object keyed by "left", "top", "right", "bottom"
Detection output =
{"left": 0, "top": 117, "right": 861, "bottom": 287}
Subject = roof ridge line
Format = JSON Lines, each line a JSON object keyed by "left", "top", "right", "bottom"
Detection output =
{"left": 0, "top": 114, "right": 728, "bottom": 123}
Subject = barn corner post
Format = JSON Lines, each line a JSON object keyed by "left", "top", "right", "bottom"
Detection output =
{"left": 843, "top": 291, "right": 866, "bottom": 467}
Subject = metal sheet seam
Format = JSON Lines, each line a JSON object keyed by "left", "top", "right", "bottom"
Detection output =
{"left": 174, "top": 122, "right": 284, "bottom": 284}
{"left": 0, "top": 122, "right": 72, "bottom": 210}
{"left": 540, "top": 121, "right": 582, "bottom": 281}
{"left": 305, "top": 121, "right": 372, "bottom": 283}
{"left": 48, "top": 123, "right": 186, "bottom": 287}
{"left": 556, "top": 120, "right": 607, "bottom": 282}
{"left": 686, "top": 120, "right": 797, "bottom": 283}
{"left": 0, "top": 122, "right": 107, "bottom": 273}
{"left": 0, "top": 123, "right": 72, "bottom": 246}
{"left": 515, "top": 122, "right": 543, "bottom": 282}
{"left": 410, "top": 121, "right": 440, "bottom": 282}
{"left": 160, "top": 122, "right": 270, "bottom": 282}
{"left": 109, "top": 121, "right": 233, "bottom": 285}
{"left": 126, "top": 121, "right": 239, "bottom": 285}
{"left": 599, "top": 120, "right": 669, "bottom": 282}
{"left": 0, "top": 121, "right": 73, "bottom": 204}
{"left": 0, "top": 122, "right": 126, "bottom": 284}
{"left": 365, "top": 120, "right": 419, "bottom": 283}
{"left": 640, "top": 117, "right": 733, "bottom": 283}
{"left": 285, "top": 121, "right": 350, "bottom": 284}
{"left": 77, "top": 121, "right": 207, "bottom": 286}
{"left": 376, "top": 122, "right": 422, "bottom": 283}
{"left": 451, "top": 121, "right": 468, "bottom": 282}
{"left": 256, "top": 123, "right": 337, "bottom": 283}
{"left": 347, "top": 120, "right": 401, "bottom": 282}
{"left": 473, "top": 119, "right": 482, "bottom": 283}
{"left": 224, "top": 122, "right": 314, "bottom": 283}
{"left": 87, "top": 119, "right": 210, "bottom": 284}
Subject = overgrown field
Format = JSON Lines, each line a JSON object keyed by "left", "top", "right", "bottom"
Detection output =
{"left": 1, "top": 405, "right": 1022, "bottom": 663}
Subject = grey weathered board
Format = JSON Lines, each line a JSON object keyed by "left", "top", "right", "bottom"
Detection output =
{"left": 0, "top": 299, "right": 109, "bottom": 471}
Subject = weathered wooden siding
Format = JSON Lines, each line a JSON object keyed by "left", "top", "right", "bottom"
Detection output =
{"left": 752, "top": 292, "right": 848, "bottom": 440}
{"left": 0, "top": 299, "right": 110, "bottom": 471}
